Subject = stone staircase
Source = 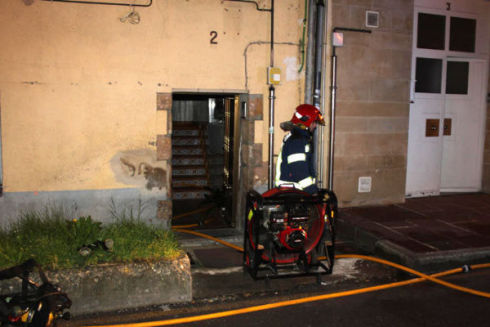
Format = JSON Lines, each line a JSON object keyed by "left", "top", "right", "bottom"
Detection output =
{"left": 172, "top": 122, "right": 211, "bottom": 200}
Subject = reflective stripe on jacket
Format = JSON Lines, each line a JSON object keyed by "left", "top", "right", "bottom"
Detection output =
{"left": 275, "top": 127, "right": 318, "bottom": 194}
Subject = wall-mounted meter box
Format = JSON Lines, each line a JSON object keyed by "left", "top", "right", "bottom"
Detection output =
{"left": 268, "top": 67, "right": 281, "bottom": 85}
{"left": 333, "top": 32, "right": 344, "bottom": 47}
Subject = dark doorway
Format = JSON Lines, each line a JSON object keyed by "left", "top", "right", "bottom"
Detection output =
{"left": 171, "top": 93, "right": 238, "bottom": 229}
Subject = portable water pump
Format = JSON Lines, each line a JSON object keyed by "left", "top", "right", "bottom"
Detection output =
{"left": 244, "top": 187, "right": 337, "bottom": 280}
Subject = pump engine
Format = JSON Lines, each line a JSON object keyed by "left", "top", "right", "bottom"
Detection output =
{"left": 244, "top": 187, "right": 337, "bottom": 280}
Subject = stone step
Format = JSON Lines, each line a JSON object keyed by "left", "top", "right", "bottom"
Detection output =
{"left": 172, "top": 155, "right": 206, "bottom": 166}
{"left": 172, "top": 186, "right": 210, "bottom": 200}
{"left": 173, "top": 146, "right": 204, "bottom": 156}
{"left": 172, "top": 165, "right": 208, "bottom": 176}
{"left": 172, "top": 176, "right": 209, "bottom": 188}
{"left": 172, "top": 137, "right": 203, "bottom": 146}
{"left": 173, "top": 129, "right": 200, "bottom": 137}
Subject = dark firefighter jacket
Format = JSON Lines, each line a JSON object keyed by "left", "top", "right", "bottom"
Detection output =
{"left": 275, "top": 126, "right": 318, "bottom": 194}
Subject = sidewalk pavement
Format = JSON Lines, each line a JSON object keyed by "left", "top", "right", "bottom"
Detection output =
{"left": 179, "top": 193, "right": 490, "bottom": 274}
{"left": 338, "top": 193, "right": 490, "bottom": 272}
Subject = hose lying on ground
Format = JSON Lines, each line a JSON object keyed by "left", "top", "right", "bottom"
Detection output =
{"left": 82, "top": 223, "right": 490, "bottom": 327}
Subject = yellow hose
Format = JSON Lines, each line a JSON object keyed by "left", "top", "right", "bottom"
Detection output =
{"left": 82, "top": 226, "right": 489, "bottom": 327}
{"left": 171, "top": 229, "right": 490, "bottom": 298}
{"left": 83, "top": 261, "right": 489, "bottom": 327}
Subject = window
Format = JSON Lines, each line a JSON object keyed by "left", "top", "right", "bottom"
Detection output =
{"left": 446, "top": 61, "right": 469, "bottom": 94}
{"left": 417, "top": 13, "right": 446, "bottom": 50}
{"left": 415, "top": 57, "right": 443, "bottom": 93}
{"left": 449, "top": 17, "right": 476, "bottom": 53}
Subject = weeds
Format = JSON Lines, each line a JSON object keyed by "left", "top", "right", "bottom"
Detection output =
{"left": 0, "top": 205, "right": 181, "bottom": 270}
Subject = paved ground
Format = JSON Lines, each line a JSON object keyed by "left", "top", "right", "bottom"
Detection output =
{"left": 339, "top": 193, "right": 490, "bottom": 271}
{"left": 61, "top": 193, "right": 490, "bottom": 326}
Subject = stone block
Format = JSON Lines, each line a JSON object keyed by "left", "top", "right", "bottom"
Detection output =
{"left": 333, "top": 168, "right": 406, "bottom": 207}
{"left": 157, "top": 200, "right": 172, "bottom": 224}
{"left": 371, "top": 78, "right": 410, "bottom": 102}
{"left": 391, "top": 9, "right": 412, "bottom": 33}
{"left": 349, "top": 5, "right": 371, "bottom": 30}
{"left": 335, "top": 133, "right": 408, "bottom": 156}
{"left": 332, "top": 4, "right": 349, "bottom": 27}
{"left": 241, "top": 144, "right": 252, "bottom": 167}
{"left": 253, "top": 164, "right": 268, "bottom": 188}
{"left": 335, "top": 154, "right": 406, "bottom": 172}
{"left": 391, "top": 50, "right": 412, "bottom": 79}
{"left": 157, "top": 93, "right": 172, "bottom": 111}
{"left": 248, "top": 94, "right": 263, "bottom": 120}
{"left": 373, "top": 0, "right": 413, "bottom": 12}
{"left": 252, "top": 143, "right": 263, "bottom": 167}
{"left": 156, "top": 134, "right": 171, "bottom": 161}
{"left": 241, "top": 120, "right": 255, "bottom": 145}
{"left": 336, "top": 101, "right": 409, "bottom": 117}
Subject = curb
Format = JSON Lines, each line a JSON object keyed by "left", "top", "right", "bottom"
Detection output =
{"left": 0, "top": 255, "right": 192, "bottom": 316}
{"left": 337, "top": 216, "right": 490, "bottom": 273}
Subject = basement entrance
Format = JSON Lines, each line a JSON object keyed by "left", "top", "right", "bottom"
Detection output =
{"left": 171, "top": 93, "right": 239, "bottom": 229}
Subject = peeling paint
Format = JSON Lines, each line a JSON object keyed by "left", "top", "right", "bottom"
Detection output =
{"left": 283, "top": 56, "right": 299, "bottom": 81}
{"left": 111, "top": 149, "right": 168, "bottom": 193}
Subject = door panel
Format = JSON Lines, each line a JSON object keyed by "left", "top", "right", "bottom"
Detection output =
{"left": 406, "top": 98, "right": 445, "bottom": 196}
{"left": 440, "top": 60, "right": 486, "bottom": 191}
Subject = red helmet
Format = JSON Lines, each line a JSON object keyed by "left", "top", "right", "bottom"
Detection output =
{"left": 290, "top": 104, "right": 325, "bottom": 128}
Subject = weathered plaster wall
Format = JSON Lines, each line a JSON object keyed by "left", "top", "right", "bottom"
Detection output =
{"left": 330, "top": 0, "right": 413, "bottom": 207}
{"left": 0, "top": 0, "right": 305, "bottom": 223}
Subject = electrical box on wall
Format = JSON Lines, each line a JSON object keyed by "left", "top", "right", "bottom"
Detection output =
{"left": 358, "top": 176, "right": 372, "bottom": 193}
{"left": 333, "top": 32, "right": 344, "bottom": 47}
{"left": 267, "top": 67, "right": 281, "bottom": 85}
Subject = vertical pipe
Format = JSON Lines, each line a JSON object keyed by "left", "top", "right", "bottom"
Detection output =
{"left": 328, "top": 47, "right": 337, "bottom": 190}
{"left": 312, "top": 0, "right": 325, "bottom": 186}
{"left": 268, "top": 85, "right": 275, "bottom": 189}
{"left": 304, "top": 0, "right": 316, "bottom": 104}
{"left": 268, "top": 0, "right": 275, "bottom": 189}
{"left": 313, "top": 0, "right": 325, "bottom": 108}
{"left": 270, "top": 0, "right": 274, "bottom": 67}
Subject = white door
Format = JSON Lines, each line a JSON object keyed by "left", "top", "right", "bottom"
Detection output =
{"left": 406, "top": 7, "right": 487, "bottom": 197}
{"left": 440, "top": 59, "right": 487, "bottom": 192}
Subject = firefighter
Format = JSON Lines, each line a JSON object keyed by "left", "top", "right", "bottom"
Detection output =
{"left": 275, "top": 104, "right": 325, "bottom": 194}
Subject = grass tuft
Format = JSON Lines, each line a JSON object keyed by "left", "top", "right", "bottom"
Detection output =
{"left": 0, "top": 206, "right": 181, "bottom": 270}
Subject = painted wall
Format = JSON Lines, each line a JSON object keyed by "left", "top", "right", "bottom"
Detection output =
{"left": 0, "top": 0, "right": 305, "bottom": 225}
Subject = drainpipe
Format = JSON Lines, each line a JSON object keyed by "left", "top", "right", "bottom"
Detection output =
{"left": 304, "top": 0, "right": 316, "bottom": 105}
{"left": 312, "top": 0, "right": 326, "bottom": 187}
{"left": 312, "top": 0, "right": 325, "bottom": 109}
{"left": 267, "top": 0, "right": 275, "bottom": 189}
{"left": 328, "top": 45, "right": 337, "bottom": 191}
